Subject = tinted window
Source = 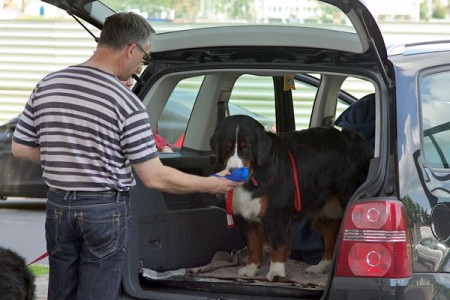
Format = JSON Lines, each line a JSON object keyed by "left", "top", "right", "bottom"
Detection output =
{"left": 420, "top": 71, "right": 450, "bottom": 169}
{"left": 158, "top": 76, "right": 203, "bottom": 150}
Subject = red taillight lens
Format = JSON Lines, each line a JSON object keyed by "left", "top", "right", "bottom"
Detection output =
{"left": 335, "top": 200, "right": 412, "bottom": 278}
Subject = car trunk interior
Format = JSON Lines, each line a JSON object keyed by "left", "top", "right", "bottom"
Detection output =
{"left": 126, "top": 173, "right": 328, "bottom": 299}
{"left": 121, "top": 67, "right": 381, "bottom": 299}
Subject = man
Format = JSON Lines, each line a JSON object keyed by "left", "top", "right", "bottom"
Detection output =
{"left": 11, "top": 12, "right": 239, "bottom": 300}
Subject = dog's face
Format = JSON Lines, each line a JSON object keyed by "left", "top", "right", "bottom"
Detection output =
{"left": 210, "top": 115, "right": 272, "bottom": 169}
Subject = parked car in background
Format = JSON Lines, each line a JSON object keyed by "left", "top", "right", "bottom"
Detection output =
{"left": 0, "top": 117, "right": 45, "bottom": 199}
{"left": 7, "top": 0, "right": 450, "bottom": 299}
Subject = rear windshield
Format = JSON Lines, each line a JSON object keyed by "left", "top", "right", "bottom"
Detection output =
{"left": 100, "top": 0, "right": 355, "bottom": 34}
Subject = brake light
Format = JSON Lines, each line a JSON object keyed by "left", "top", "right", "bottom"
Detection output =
{"left": 335, "top": 200, "right": 412, "bottom": 278}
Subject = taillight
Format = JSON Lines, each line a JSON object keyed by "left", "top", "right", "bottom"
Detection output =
{"left": 335, "top": 200, "right": 412, "bottom": 278}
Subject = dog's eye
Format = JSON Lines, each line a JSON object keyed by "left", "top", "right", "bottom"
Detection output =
{"left": 241, "top": 148, "right": 252, "bottom": 158}
{"left": 225, "top": 143, "right": 233, "bottom": 153}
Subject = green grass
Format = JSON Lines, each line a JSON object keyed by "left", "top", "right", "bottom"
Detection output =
{"left": 28, "top": 264, "right": 49, "bottom": 276}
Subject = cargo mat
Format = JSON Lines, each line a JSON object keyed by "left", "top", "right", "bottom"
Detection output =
{"left": 140, "top": 247, "right": 328, "bottom": 294}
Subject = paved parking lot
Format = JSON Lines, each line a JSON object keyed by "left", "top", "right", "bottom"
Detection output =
{"left": 35, "top": 274, "right": 49, "bottom": 300}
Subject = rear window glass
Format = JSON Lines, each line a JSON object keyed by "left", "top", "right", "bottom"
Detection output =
{"left": 101, "top": 1, "right": 355, "bottom": 34}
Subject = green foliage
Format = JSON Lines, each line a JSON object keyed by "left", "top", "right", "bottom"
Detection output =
{"left": 420, "top": 1, "right": 430, "bottom": 21}
{"left": 402, "top": 195, "right": 430, "bottom": 231}
{"left": 214, "top": 0, "right": 254, "bottom": 21}
{"left": 102, "top": 0, "right": 253, "bottom": 21}
{"left": 28, "top": 265, "right": 50, "bottom": 276}
{"left": 432, "top": 6, "right": 447, "bottom": 19}
{"left": 103, "top": 0, "right": 178, "bottom": 14}
{"left": 432, "top": 0, "right": 448, "bottom": 19}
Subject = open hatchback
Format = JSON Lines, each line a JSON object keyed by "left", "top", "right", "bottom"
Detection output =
{"left": 39, "top": 0, "right": 450, "bottom": 299}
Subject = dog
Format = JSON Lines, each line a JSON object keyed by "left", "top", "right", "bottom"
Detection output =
{"left": 0, "top": 247, "right": 35, "bottom": 300}
{"left": 210, "top": 115, "right": 372, "bottom": 281}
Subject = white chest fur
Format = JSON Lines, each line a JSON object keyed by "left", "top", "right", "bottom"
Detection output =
{"left": 232, "top": 186, "right": 262, "bottom": 223}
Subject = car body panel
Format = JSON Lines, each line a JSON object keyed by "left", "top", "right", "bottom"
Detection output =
{"left": 0, "top": 117, "right": 46, "bottom": 199}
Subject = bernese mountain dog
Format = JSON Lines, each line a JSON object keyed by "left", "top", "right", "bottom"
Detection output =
{"left": 210, "top": 114, "right": 372, "bottom": 281}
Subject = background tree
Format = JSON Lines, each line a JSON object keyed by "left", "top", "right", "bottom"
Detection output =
{"left": 211, "top": 0, "right": 254, "bottom": 21}
{"left": 432, "top": 0, "right": 447, "bottom": 19}
{"left": 172, "top": 0, "right": 201, "bottom": 22}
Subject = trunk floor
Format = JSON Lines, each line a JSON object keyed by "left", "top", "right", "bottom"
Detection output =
{"left": 141, "top": 248, "right": 328, "bottom": 290}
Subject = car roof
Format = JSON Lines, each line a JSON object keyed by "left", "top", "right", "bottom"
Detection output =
{"left": 387, "top": 40, "right": 450, "bottom": 57}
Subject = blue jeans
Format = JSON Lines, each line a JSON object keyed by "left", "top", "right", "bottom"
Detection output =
{"left": 45, "top": 190, "right": 132, "bottom": 300}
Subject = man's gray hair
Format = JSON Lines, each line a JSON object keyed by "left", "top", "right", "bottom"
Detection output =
{"left": 99, "top": 12, "right": 154, "bottom": 50}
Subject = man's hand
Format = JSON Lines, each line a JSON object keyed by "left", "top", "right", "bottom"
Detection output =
{"left": 205, "top": 172, "right": 242, "bottom": 195}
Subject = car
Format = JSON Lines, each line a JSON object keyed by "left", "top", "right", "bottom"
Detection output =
{"left": 13, "top": 0, "right": 450, "bottom": 299}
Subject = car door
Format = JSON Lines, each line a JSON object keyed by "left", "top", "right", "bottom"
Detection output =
{"left": 0, "top": 117, "right": 46, "bottom": 199}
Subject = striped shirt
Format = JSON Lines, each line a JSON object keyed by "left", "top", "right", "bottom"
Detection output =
{"left": 13, "top": 65, "right": 158, "bottom": 191}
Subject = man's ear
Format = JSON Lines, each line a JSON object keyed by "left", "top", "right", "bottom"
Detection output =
{"left": 125, "top": 43, "right": 136, "bottom": 59}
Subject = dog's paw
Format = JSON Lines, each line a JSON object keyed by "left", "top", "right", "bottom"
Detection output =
{"left": 238, "top": 263, "right": 259, "bottom": 277}
{"left": 306, "top": 260, "right": 331, "bottom": 274}
{"left": 266, "top": 262, "right": 286, "bottom": 281}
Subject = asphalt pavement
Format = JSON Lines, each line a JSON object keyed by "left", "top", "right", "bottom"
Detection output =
{"left": 35, "top": 274, "right": 49, "bottom": 299}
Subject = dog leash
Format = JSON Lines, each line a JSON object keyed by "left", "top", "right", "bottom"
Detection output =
{"left": 27, "top": 251, "right": 48, "bottom": 266}
{"left": 212, "top": 168, "right": 249, "bottom": 229}
{"left": 226, "top": 190, "right": 235, "bottom": 228}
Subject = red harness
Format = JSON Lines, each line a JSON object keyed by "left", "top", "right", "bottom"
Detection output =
{"left": 225, "top": 150, "right": 301, "bottom": 229}
{"left": 288, "top": 150, "right": 302, "bottom": 211}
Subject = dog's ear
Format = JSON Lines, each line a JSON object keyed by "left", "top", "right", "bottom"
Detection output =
{"left": 255, "top": 129, "right": 272, "bottom": 166}
{"left": 209, "top": 126, "right": 222, "bottom": 163}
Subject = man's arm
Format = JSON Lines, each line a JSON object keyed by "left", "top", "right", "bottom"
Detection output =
{"left": 132, "top": 157, "right": 239, "bottom": 195}
{"left": 11, "top": 140, "right": 40, "bottom": 162}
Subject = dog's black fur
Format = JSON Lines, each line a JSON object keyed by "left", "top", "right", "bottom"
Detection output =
{"left": 0, "top": 247, "right": 35, "bottom": 300}
{"left": 210, "top": 115, "right": 372, "bottom": 280}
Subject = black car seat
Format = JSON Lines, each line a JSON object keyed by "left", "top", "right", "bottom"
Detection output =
{"left": 335, "top": 93, "right": 376, "bottom": 149}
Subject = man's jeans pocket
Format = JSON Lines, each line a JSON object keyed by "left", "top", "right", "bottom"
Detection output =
{"left": 45, "top": 202, "right": 63, "bottom": 256}
{"left": 45, "top": 194, "right": 128, "bottom": 259}
{"left": 78, "top": 201, "right": 126, "bottom": 258}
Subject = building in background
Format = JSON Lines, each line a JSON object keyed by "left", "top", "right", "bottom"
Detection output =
{"left": 364, "top": 0, "right": 421, "bottom": 21}
{"left": 251, "top": 0, "right": 423, "bottom": 23}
